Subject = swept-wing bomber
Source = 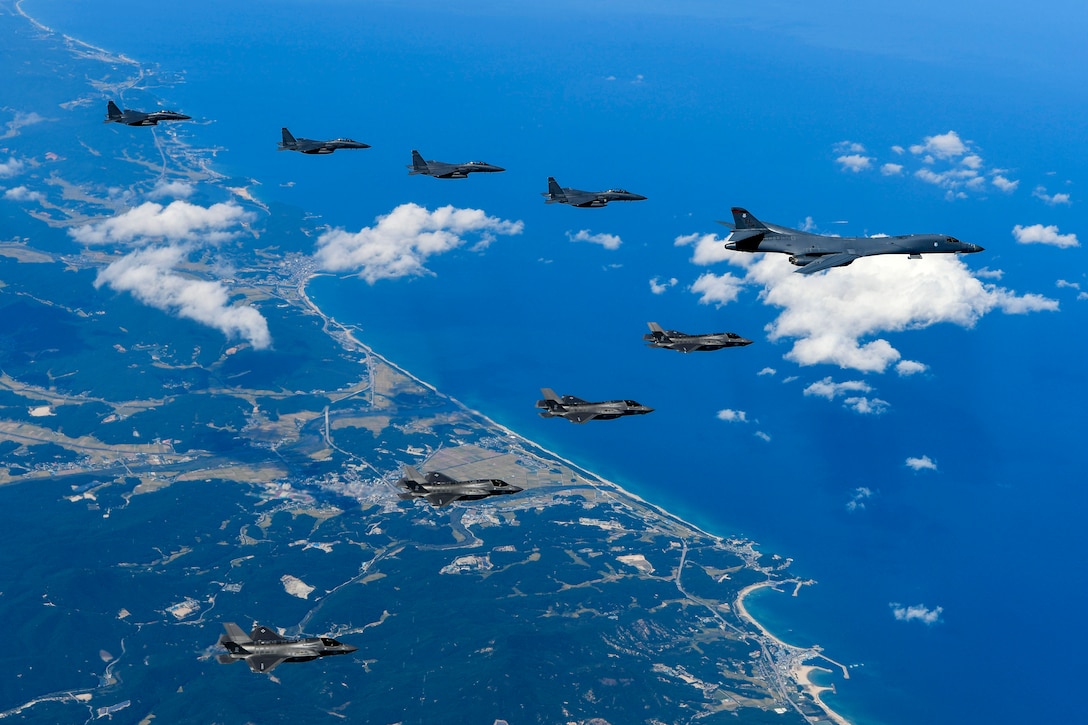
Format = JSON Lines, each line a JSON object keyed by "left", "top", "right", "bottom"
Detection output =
{"left": 536, "top": 388, "right": 653, "bottom": 423}
{"left": 643, "top": 322, "right": 753, "bottom": 352}
{"left": 398, "top": 465, "right": 522, "bottom": 507}
{"left": 216, "top": 623, "right": 356, "bottom": 674}
{"left": 104, "top": 100, "right": 190, "bottom": 126}
{"left": 408, "top": 150, "right": 505, "bottom": 178}
{"left": 542, "top": 177, "right": 647, "bottom": 207}
{"left": 722, "top": 207, "right": 984, "bottom": 274}
{"left": 278, "top": 127, "right": 370, "bottom": 154}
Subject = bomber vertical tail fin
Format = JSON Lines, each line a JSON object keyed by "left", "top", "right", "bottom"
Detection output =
{"left": 731, "top": 207, "right": 768, "bottom": 230}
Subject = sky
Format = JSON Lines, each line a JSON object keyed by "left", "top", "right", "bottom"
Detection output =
{"left": 9, "top": 1, "right": 1088, "bottom": 722}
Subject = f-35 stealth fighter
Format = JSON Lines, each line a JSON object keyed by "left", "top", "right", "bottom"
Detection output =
{"left": 542, "top": 177, "right": 647, "bottom": 207}
{"left": 643, "top": 322, "right": 753, "bottom": 352}
{"left": 408, "top": 150, "right": 505, "bottom": 178}
{"left": 104, "top": 100, "right": 190, "bottom": 126}
{"left": 398, "top": 465, "right": 522, "bottom": 507}
{"left": 537, "top": 388, "right": 653, "bottom": 423}
{"left": 278, "top": 127, "right": 370, "bottom": 154}
{"left": 722, "top": 207, "right": 984, "bottom": 274}
{"left": 216, "top": 623, "right": 357, "bottom": 674}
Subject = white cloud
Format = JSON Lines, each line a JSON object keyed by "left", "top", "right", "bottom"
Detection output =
{"left": 974, "top": 267, "right": 1004, "bottom": 280}
{"left": 836, "top": 154, "right": 873, "bottom": 172}
{"left": 0, "top": 157, "right": 25, "bottom": 178}
{"left": 95, "top": 245, "right": 271, "bottom": 349}
{"left": 1012, "top": 224, "right": 1079, "bottom": 248}
{"left": 843, "top": 396, "right": 889, "bottom": 415}
{"left": 781, "top": 375, "right": 798, "bottom": 384}
{"left": 895, "top": 359, "right": 928, "bottom": 376}
{"left": 147, "top": 180, "right": 195, "bottom": 200}
{"left": 689, "top": 271, "right": 745, "bottom": 308}
{"left": 1056, "top": 279, "right": 1081, "bottom": 290}
{"left": 757, "top": 367, "right": 777, "bottom": 376}
{"left": 910, "top": 131, "right": 967, "bottom": 159}
{"left": 567, "top": 229, "right": 621, "bottom": 250}
{"left": 835, "top": 141, "right": 866, "bottom": 153}
{"left": 754, "top": 431, "right": 771, "bottom": 442}
{"left": 69, "top": 200, "right": 254, "bottom": 245}
{"left": 675, "top": 232, "right": 732, "bottom": 266}
{"left": 716, "top": 409, "right": 748, "bottom": 423}
{"left": 846, "top": 486, "right": 873, "bottom": 512}
{"left": 891, "top": 602, "right": 943, "bottom": 625}
{"left": 2, "top": 111, "right": 47, "bottom": 139}
{"left": 314, "top": 203, "right": 523, "bottom": 283}
{"left": 1079, "top": 292, "right": 1088, "bottom": 301}
{"left": 881, "top": 163, "right": 903, "bottom": 176}
{"left": 804, "top": 377, "right": 871, "bottom": 400}
{"left": 891, "top": 145, "right": 905, "bottom": 155}
{"left": 906, "top": 455, "right": 938, "bottom": 471}
{"left": 3, "top": 185, "right": 43, "bottom": 202}
{"left": 1032, "top": 186, "right": 1071, "bottom": 206}
{"left": 649, "top": 276, "right": 678, "bottom": 294}
{"left": 992, "top": 175, "right": 1019, "bottom": 193}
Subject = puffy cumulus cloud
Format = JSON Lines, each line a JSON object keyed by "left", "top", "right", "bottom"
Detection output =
{"left": 69, "top": 200, "right": 254, "bottom": 245}
{"left": 689, "top": 271, "right": 745, "bottom": 308}
{"left": 314, "top": 203, "right": 523, "bottom": 283}
{"left": 730, "top": 254, "right": 1057, "bottom": 372}
{"left": 95, "top": 246, "right": 271, "bottom": 349}
{"left": 846, "top": 486, "right": 873, "bottom": 512}
{"left": 974, "top": 266, "right": 1004, "bottom": 280}
{"left": 992, "top": 175, "right": 1019, "bottom": 193}
{"left": 1012, "top": 224, "right": 1079, "bottom": 248}
{"left": 895, "top": 359, "right": 928, "bottom": 376}
{"left": 890, "top": 603, "right": 943, "bottom": 625}
{"left": 567, "top": 229, "right": 621, "bottom": 250}
{"left": 716, "top": 409, "right": 748, "bottom": 423}
{"left": 843, "top": 396, "right": 889, "bottom": 415}
{"left": 906, "top": 455, "right": 937, "bottom": 471}
{"left": 3, "top": 185, "right": 44, "bottom": 203}
{"left": 147, "top": 179, "right": 195, "bottom": 200}
{"left": 804, "top": 377, "right": 871, "bottom": 400}
{"left": 1056, "top": 279, "right": 1081, "bottom": 290}
{"left": 1032, "top": 186, "right": 1071, "bottom": 206}
{"left": 674, "top": 232, "right": 732, "bottom": 266}
{"left": 836, "top": 154, "right": 872, "bottom": 172}
{"left": 0, "top": 157, "right": 26, "bottom": 178}
{"left": 910, "top": 131, "right": 967, "bottom": 160}
{"left": 649, "top": 276, "right": 678, "bottom": 294}
{"left": 835, "top": 141, "right": 867, "bottom": 154}
{"left": 881, "top": 163, "right": 903, "bottom": 176}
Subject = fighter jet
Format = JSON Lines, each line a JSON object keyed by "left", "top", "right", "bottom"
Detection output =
{"left": 278, "top": 127, "right": 370, "bottom": 154}
{"left": 215, "top": 623, "right": 356, "bottom": 674}
{"left": 104, "top": 100, "right": 190, "bottom": 126}
{"left": 398, "top": 465, "right": 522, "bottom": 507}
{"left": 407, "top": 150, "right": 505, "bottom": 178}
{"left": 722, "top": 207, "right": 984, "bottom": 274}
{"left": 536, "top": 388, "right": 653, "bottom": 423}
{"left": 643, "top": 322, "right": 753, "bottom": 352}
{"left": 542, "top": 177, "right": 647, "bottom": 207}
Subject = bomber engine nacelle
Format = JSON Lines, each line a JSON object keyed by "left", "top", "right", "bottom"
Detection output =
{"left": 788, "top": 254, "right": 823, "bottom": 267}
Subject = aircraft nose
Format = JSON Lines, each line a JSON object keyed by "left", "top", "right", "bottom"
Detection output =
{"left": 970, "top": 243, "right": 984, "bottom": 253}
{"left": 631, "top": 193, "right": 648, "bottom": 201}
{"left": 342, "top": 645, "right": 358, "bottom": 653}
{"left": 739, "top": 338, "right": 754, "bottom": 346}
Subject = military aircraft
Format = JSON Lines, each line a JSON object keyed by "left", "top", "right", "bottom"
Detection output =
{"left": 278, "top": 127, "right": 370, "bottom": 154}
{"left": 536, "top": 388, "right": 653, "bottom": 423}
{"left": 398, "top": 465, "right": 522, "bottom": 507}
{"left": 643, "top": 322, "right": 753, "bottom": 352}
{"left": 104, "top": 100, "right": 190, "bottom": 126}
{"left": 216, "top": 623, "right": 357, "bottom": 674}
{"left": 542, "top": 177, "right": 647, "bottom": 207}
{"left": 722, "top": 207, "right": 984, "bottom": 274}
{"left": 407, "top": 150, "right": 505, "bottom": 178}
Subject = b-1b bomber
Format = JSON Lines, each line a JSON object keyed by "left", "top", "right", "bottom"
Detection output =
{"left": 722, "top": 207, "right": 984, "bottom": 274}
{"left": 537, "top": 388, "right": 653, "bottom": 423}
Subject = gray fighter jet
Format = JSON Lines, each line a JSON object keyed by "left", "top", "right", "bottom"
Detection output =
{"left": 104, "top": 100, "right": 190, "bottom": 126}
{"left": 537, "top": 388, "right": 653, "bottom": 423}
{"left": 408, "top": 150, "right": 505, "bottom": 178}
{"left": 722, "top": 207, "right": 984, "bottom": 274}
{"left": 643, "top": 322, "right": 753, "bottom": 352}
{"left": 278, "top": 127, "right": 370, "bottom": 154}
{"left": 398, "top": 465, "right": 522, "bottom": 507}
{"left": 542, "top": 177, "right": 647, "bottom": 207}
{"left": 216, "top": 623, "right": 356, "bottom": 674}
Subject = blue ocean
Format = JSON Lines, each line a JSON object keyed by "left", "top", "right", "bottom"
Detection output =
{"left": 22, "top": 1, "right": 1088, "bottom": 722}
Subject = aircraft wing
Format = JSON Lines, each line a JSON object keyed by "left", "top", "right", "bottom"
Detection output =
{"left": 564, "top": 191, "right": 598, "bottom": 206}
{"left": 795, "top": 253, "right": 860, "bottom": 275}
{"left": 426, "top": 492, "right": 462, "bottom": 507}
{"left": 246, "top": 655, "right": 288, "bottom": 673}
{"left": 567, "top": 412, "right": 598, "bottom": 424}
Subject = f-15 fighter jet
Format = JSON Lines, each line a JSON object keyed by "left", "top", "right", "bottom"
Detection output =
{"left": 104, "top": 100, "right": 190, "bottom": 126}
{"left": 542, "top": 177, "right": 647, "bottom": 207}
{"left": 278, "top": 127, "right": 370, "bottom": 154}
{"left": 722, "top": 207, "right": 983, "bottom": 274}
{"left": 407, "top": 150, "right": 505, "bottom": 178}
{"left": 216, "top": 623, "right": 356, "bottom": 674}
{"left": 398, "top": 465, "right": 522, "bottom": 507}
{"left": 536, "top": 388, "right": 653, "bottom": 423}
{"left": 643, "top": 322, "right": 753, "bottom": 352}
